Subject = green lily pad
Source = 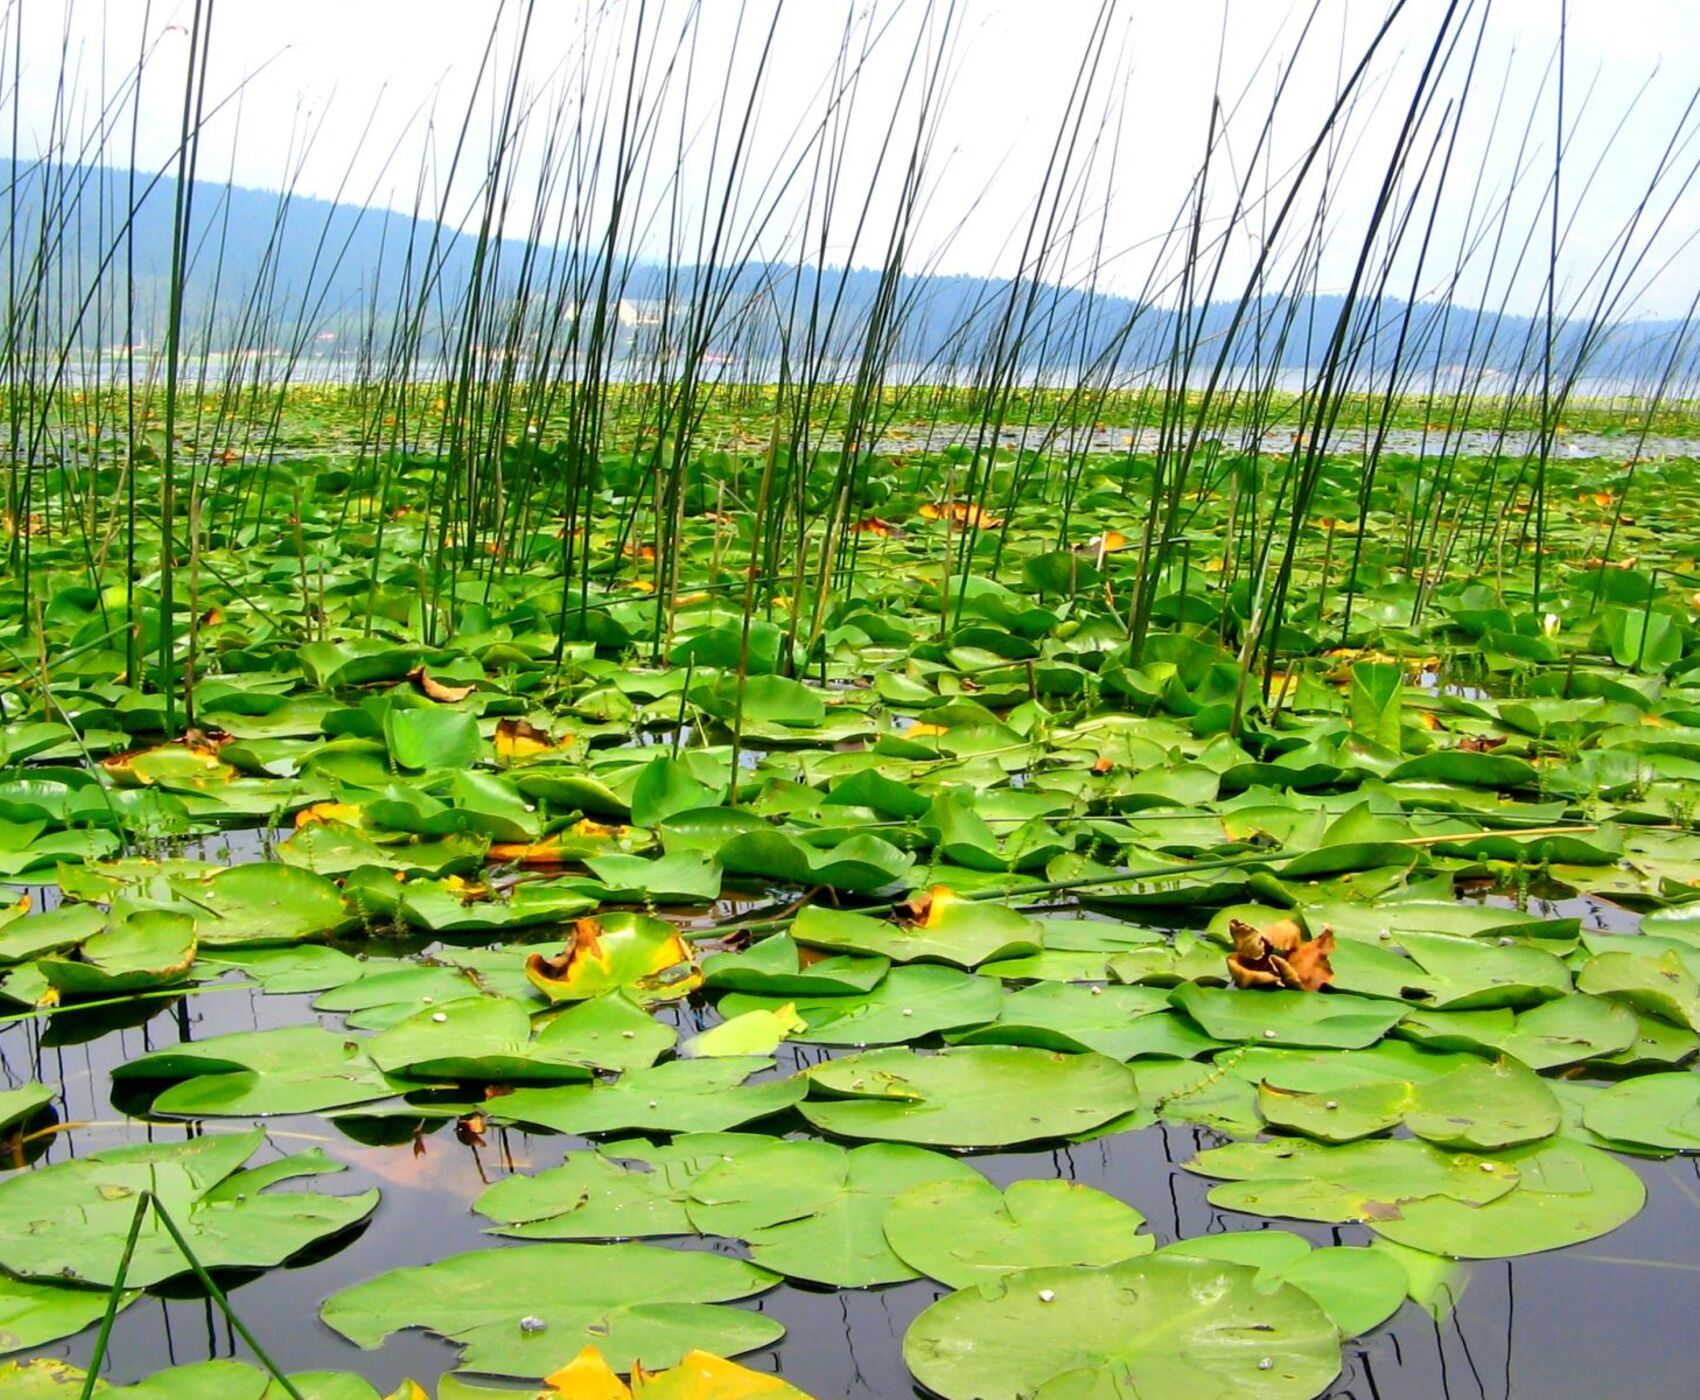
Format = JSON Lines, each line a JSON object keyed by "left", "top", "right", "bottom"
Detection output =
{"left": 903, "top": 1254, "right": 1340, "bottom": 1399}
{"left": 884, "top": 1177, "right": 1152, "bottom": 1288}
{"left": 801, "top": 1045, "right": 1141, "bottom": 1147}
{"left": 947, "top": 982, "right": 1220, "bottom": 1059}
{"left": 487, "top": 1056, "right": 804, "bottom": 1136}
{"left": 792, "top": 897, "right": 1042, "bottom": 969}
{"left": 1580, "top": 1074, "right": 1700, "bottom": 1152}
{"left": 37, "top": 911, "right": 197, "bottom": 996}
{"left": 1170, "top": 986, "right": 1407, "bottom": 1049}
{"left": 119, "top": 1025, "right": 403, "bottom": 1117}
{"left": 0, "top": 1130, "right": 377, "bottom": 1286}
{"left": 0, "top": 1083, "right": 53, "bottom": 1138}
{"left": 685, "top": 1139, "right": 981, "bottom": 1286}
{"left": 1188, "top": 1137, "right": 1522, "bottom": 1223}
{"left": 167, "top": 863, "right": 352, "bottom": 947}
{"left": 0, "top": 1276, "right": 136, "bottom": 1355}
{"left": 1369, "top": 1139, "right": 1645, "bottom": 1258}
{"left": 700, "top": 935, "right": 889, "bottom": 995}
{"left": 1395, "top": 993, "right": 1639, "bottom": 1069}
{"left": 321, "top": 1241, "right": 782, "bottom": 1377}
{"left": 719, "top": 964, "right": 1001, "bottom": 1046}
{"left": 475, "top": 1134, "right": 764, "bottom": 1240}
{"left": 1159, "top": 1234, "right": 1409, "bottom": 1337}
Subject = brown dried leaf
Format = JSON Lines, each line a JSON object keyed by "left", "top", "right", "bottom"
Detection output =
{"left": 407, "top": 665, "right": 476, "bottom": 703}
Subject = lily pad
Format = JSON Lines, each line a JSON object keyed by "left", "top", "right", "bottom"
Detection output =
{"left": 903, "top": 1254, "right": 1340, "bottom": 1399}
{"left": 884, "top": 1177, "right": 1152, "bottom": 1288}
{"left": 719, "top": 964, "right": 1001, "bottom": 1046}
{"left": 475, "top": 1135, "right": 765, "bottom": 1240}
{"left": 792, "top": 894, "right": 1042, "bottom": 969}
{"left": 321, "top": 1241, "right": 782, "bottom": 1377}
{"left": 0, "top": 1129, "right": 377, "bottom": 1286}
{"left": 37, "top": 911, "right": 197, "bottom": 996}
{"left": 487, "top": 1057, "right": 804, "bottom": 1137}
{"left": 801, "top": 1046, "right": 1141, "bottom": 1147}
{"left": 1369, "top": 1139, "right": 1645, "bottom": 1258}
{"left": 686, "top": 1139, "right": 982, "bottom": 1286}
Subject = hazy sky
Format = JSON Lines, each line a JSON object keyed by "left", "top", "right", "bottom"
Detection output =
{"left": 12, "top": 0, "right": 1700, "bottom": 318}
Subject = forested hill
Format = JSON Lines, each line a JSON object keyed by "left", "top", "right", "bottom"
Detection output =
{"left": 5, "top": 160, "right": 1693, "bottom": 383}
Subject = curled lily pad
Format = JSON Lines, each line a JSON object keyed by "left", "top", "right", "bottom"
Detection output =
{"left": 321, "top": 1241, "right": 782, "bottom": 1378}
{"left": 903, "top": 1255, "right": 1340, "bottom": 1399}
{"left": 37, "top": 911, "right": 197, "bottom": 997}
{"left": 1580, "top": 1074, "right": 1700, "bottom": 1152}
{"left": 525, "top": 915, "right": 701, "bottom": 1004}
{"left": 801, "top": 1046, "right": 1141, "bottom": 1148}
{"left": 884, "top": 1177, "right": 1152, "bottom": 1288}
{"left": 686, "top": 1139, "right": 981, "bottom": 1286}
{"left": 0, "top": 1129, "right": 377, "bottom": 1286}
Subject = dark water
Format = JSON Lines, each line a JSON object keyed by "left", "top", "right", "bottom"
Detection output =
{"left": 5, "top": 876, "right": 1699, "bottom": 1399}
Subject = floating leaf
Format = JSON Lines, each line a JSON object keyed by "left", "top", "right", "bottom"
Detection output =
{"left": 719, "top": 964, "right": 1001, "bottom": 1046}
{"left": 1188, "top": 1137, "right": 1521, "bottom": 1224}
{"left": 488, "top": 1057, "right": 804, "bottom": 1137}
{"left": 0, "top": 1129, "right": 376, "bottom": 1286}
{"left": 792, "top": 894, "right": 1042, "bottom": 969}
{"left": 525, "top": 916, "right": 701, "bottom": 1005}
{"left": 686, "top": 1140, "right": 981, "bottom": 1286}
{"left": 321, "top": 1242, "right": 782, "bottom": 1378}
{"left": 476, "top": 1135, "right": 763, "bottom": 1241}
{"left": 119, "top": 1025, "right": 402, "bottom": 1117}
{"left": 903, "top": 1255, "right": 1340, "bottom": 1399}
{"left": 801, "top": 1046, "right": 1140, "bottom": 1148}
{"left": 1171, "top": 985, "right": 1406, "bottom": 1049}
{"left": 1159, "top": 1234, "right": 1408, "bottom": 1338}
{"left": 37, "top": 911, "right": 197, "bottom": 996}
{"left": 0, "top": 1275, "right": 136, "bottom": 1355}
{"left": 1579, "top": 1074, "right": 1700, "bottom": 1152}
{"left": 1369, "top": 1139, "right": 1645, "bottom": 1259}
{"left": 884, "top": 1177, "right": 1152, "bottom": 1288}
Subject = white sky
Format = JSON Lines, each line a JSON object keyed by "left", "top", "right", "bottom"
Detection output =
{"left": 11, "top": 0, "right": 1700, "bottom": 318}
